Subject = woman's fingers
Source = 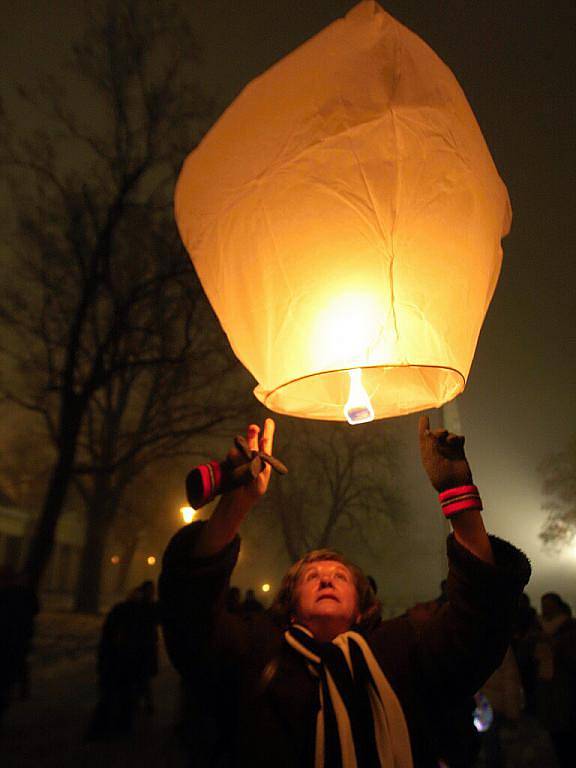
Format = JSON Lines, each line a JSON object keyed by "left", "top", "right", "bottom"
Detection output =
{"left": 246, "top": 424, "right": 260, "bottom": 453}
{"left": 260, "top": 418, "right": 275, "bottom": 455}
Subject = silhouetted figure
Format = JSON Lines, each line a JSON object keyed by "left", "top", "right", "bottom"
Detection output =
{"left": 533, "top": 592, "right": 576, "bottom": 768}
{"left": 225, "top": 586, "right": 242, "bottom": 614}
{"left": 136, "top": 580, "right": 160, "bottom": 714}
{"left": 478, "top": 646, "right": 523, "bottom": 767}
{"left": 0, "top": 566, "right": 39, "bottom": 724}
{"left": 85, "top": 581, "right": 159, "bottom": 740}
{"left": 367, "top": 575, "right": 378, "bottom": 594}
{"left": 241, "top": 588, "right": 263, "bottom": 615}
{"left": 510, "top": 591, "right": 540, "bottom": 714}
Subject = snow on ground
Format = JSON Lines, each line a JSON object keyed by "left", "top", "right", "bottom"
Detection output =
{"left": 30, "top": 610, "right": 102, "bottom": 677}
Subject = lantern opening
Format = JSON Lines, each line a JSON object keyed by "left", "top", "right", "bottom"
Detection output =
{"left": 256, "top": 364, "right": 465, "bottom": 421}
{"left": 344, "top": 368, "right": 374, "bottom": 425}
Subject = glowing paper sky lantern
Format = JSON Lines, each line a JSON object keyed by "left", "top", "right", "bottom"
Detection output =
{"left": 175, "top": 0, "right": 511, "bottom": 422}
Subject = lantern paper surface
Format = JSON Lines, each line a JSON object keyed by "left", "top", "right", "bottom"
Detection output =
{"left": 175, "top": 0, "right": 511, "bottom": 421}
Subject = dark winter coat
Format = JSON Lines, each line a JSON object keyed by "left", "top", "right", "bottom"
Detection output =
{"left": 98, "top": 599, "right": 159, "bottom": 686}
{"left": 159, "top": 523, "right": 530, "bottom": 768}
{"left": 535, "top": 617, "right": 576, "bottom": 735}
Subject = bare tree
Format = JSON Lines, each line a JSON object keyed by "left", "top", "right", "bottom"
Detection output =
{"left": 539, "top": 433, "right": 576, "bottom": 549}
{"left": 262, "top": 418, "right": 403, "bottom": 562}
{"left": 0, "top": 0, "right": 220, "bottom": 589}
{"left": 0, "top": 416, "right": 54, "bottom": 511}
{"left": 70, "top": 273, "right": 246, "bottom": 612}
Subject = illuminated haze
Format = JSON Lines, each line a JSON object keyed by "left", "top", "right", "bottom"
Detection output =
{"left": 1, "top": 0, "right": 575, "bottom": 610}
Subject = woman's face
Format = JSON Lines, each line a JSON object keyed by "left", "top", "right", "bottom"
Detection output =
{"left": 293, "top": 560, "right": 360, "bottom": 631}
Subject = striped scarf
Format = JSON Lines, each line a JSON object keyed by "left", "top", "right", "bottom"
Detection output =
{"left": 285, "top": 625, "right": 413, "bottom": 768}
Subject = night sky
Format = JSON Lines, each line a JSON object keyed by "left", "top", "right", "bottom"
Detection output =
{"left": 2, "top": 1, "right": 575, "bottom": 606}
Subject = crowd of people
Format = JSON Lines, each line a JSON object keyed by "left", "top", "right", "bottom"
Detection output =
{"left": 0, "top": 562, "right": 574, "bottom": 766}
{"left": 511, "top": 591, "right": 575, "bottom": 767}
{"left": 0, "top": 416, "right": 574, "bottom": 768}
{"left": 405, "top": 585, "right": 576, "bottom": 767}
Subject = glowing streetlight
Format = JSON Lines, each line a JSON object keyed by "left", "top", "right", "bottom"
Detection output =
{"left": 110, "top": 555, "right": 120, "bottom": 565}
{"left": 261, "top": 583, "right": 271, "bottom": 593}
{"left": 180, "top": 505, "right": 196, "bottom": 524}
{"left": 147, "top": 556, "right": 156, "bottom": 566}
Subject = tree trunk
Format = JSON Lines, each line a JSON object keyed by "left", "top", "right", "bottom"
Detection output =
{"left": 23, "top": 409, "right": 83, "bottom": 590}
{"left": 114, "top": 534, "right": 139, "bottom": 595}
{"left": 74, "top": 491, "right": 114, "bottom": 614}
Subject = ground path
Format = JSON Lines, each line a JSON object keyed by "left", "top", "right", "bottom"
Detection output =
{"left": 1, "top": 611, "right": 188, "bottom": 768}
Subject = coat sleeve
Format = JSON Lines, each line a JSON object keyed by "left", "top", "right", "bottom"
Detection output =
{"left": 158, "top": 520, "right": 248, "bottom": 680}
{"left": 413, "top": 534, "right": 531, "bottom": 698}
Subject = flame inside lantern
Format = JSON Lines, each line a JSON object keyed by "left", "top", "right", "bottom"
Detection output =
{"left": 344, "top": 368, "right": 375, "bottom": 425}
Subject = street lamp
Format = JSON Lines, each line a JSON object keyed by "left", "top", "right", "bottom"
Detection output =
{"left": 180, "top": 505, "right": 196, "bottom": 524}
{"left": 261, "top": 583, "right": 271, "bottom": 593}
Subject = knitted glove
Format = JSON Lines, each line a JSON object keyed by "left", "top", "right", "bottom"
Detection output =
{"left": 418, "top": 415, "right": 473, "bottom": 493}
{"left": 186, "top": 435, "right": 288, "bottom": 509}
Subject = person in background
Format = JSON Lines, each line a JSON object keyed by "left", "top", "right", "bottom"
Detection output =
{"left": 0, "top": 566, "right": 39, "bottom": 725}
{"left": 225, "top": 586, "right": 242, "bottom": 615}
{"left": 477, "top": 646, "right": 523, "bottom": 767}
{"left": 241, "top": 588, "right": 264, "bottom": 616}
{"left": 510, "top": 591, "right": 540, "bottom": 715}
{"left": 533, "top": 592, "right": 576, "bottom": 768}
{"left": 85, "top": 581, "right": 159, "bottom": 739}
{"left": 137, "top": 580, "right": 160, "bottom": 714}
{"left": 367, "top": 575, "right": 379, "bottom": 595}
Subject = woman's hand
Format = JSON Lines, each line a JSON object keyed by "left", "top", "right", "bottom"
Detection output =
{"left": 193, "top": 418, "right": 277, "bottom": 558}
{"left": 227, "top": 418, "right": 276, "bottom": 505}
{"left": 418, "top": 414, "right": 473, "bottom": 492}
